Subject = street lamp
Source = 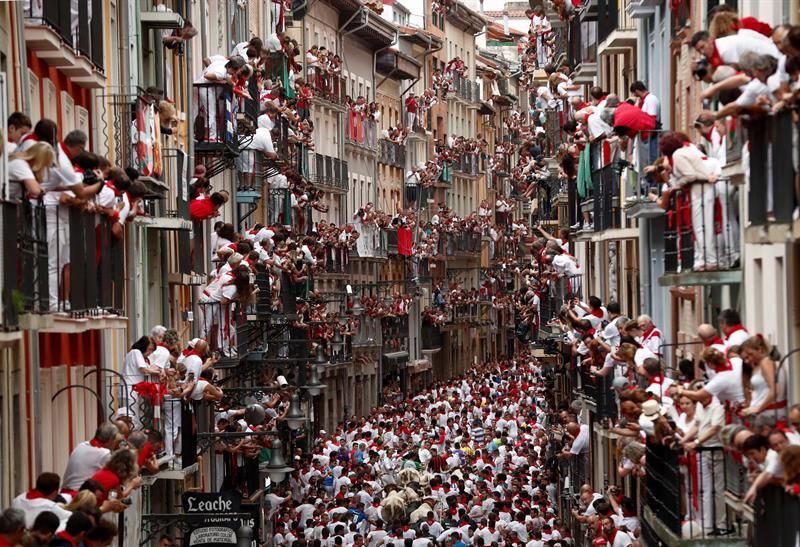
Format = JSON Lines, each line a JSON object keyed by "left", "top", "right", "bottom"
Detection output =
{"left": 331, "top": 332, "right": 344, "bottom": 362}
{"left": 314, "top": 344, "right": 328, "bottom": 367}
{"left": 244, "top": 403, "right": 266, "bottom": 426}
{"left": 351, "top": 295, "right": 365, "bottom": 316}
{"left": 302, "top": 364, "right": 327, "bottom": 397}
{"left": 262, "top": 438, "right": 294, "bottom": 484}
{"left": 284, "top": 392, "right": 306, "bottom": 430}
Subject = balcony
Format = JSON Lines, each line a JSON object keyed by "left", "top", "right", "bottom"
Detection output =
{"left": 437, "top": 233, "right": 482, "bottom": 259}
{"left": 626, "top": 0, "right": 657, "bottom": 18}
{"left": 568, "top": 19, "right": 598, "bottom": 84}
{"left": 747, "top": 112, "right": 799, "bottom": 228}
{"left": 642, "top": 442, "right": 761, "bottom": 544}
{"left": 352, "top": 223, "right": 386, "bottom": 260}
{"left": 306, "top": 67, "right": 347, "bottom": 109}
{"left": 307, "top": 153, "right": 349, "bottom": 193}
{"left": 449, "top": 72, "right": 480, "bottom": 103}
{"left": 24, "top": 0, "right": 105, "bottom": 87}
{"left": 381, "top": 315, "right": 409, "bottom": 358}
{"left": 339, "top": 9, "right": 396, "bottom": 50}
{"left": 580, "top": 0, "right": 598, "bottom": 21}
{"left": 345, "top": 113, "right": 378, "bottom": 152}
{"left": 376, "top": 49, "right": 421, "bottom": 81}
{"left": 265, "top": 52, "right": 296, "bottom": 99}
{"left": 659, "top": 179, "right": 742, "bottom": 287}
{"left": 421, "top": 322, "right": 443, "bottom": 351}
{"left": 598, "top": 0, "right": 637, "bottom": 54}
{"left": 578, "top": 369, "right": 616, "bottom": 418}
{"left": 193, "top": 83, "right": 240, "bottom": 154}
{"left": 378, "top": 139, "right": 406, "bottom": 169}
{"left": 451, "top": 152, "right": 480, "bottom": 177}
{"left": 1, "top": 200, "right": 125, "bottom": 325}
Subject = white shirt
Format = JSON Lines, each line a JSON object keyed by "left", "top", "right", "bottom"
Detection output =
{"left": 150, "top": 345, "right": 171, "bottom": 370}
{"left": 715, "top": 29, "right": 780, "bottom": 65}
{"left": 11, "top": 494, "right": 71, "bottom": 530}
{"left": 7, "top": 158, "right": 35, "bottom": 201}
{"left": 735, "top": 78, "right": 774, "bottom": 108}
{"left": 640, "top": 93, "right": 660, "bottom": 120}
{"left": 123, "top": 348, "right": 150, "bottom": 385}
{"left": 61, "top": 440, "right": 111, "bottom": 491}
{"left": 704, "top": 358, "right": 745, "bottom": 404}
{"left": 570, "top": 424, "right": 590, "bottom": 455}
{"left": 183, "top": 353, "right": 204, "bottom": 382}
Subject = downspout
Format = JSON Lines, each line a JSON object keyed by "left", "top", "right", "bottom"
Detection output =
{"left": 14, "top": 1, "right": 29, "bottom": 115}
{"left": 185, "top": 0, "right": 199, "bottom": 337}
{"left": 337, "top": 8, "right": 368, "bottom": 223}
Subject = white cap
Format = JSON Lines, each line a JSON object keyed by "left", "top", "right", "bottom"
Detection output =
{"left": 277, "top": 375, "right": 289, "bottom": 387}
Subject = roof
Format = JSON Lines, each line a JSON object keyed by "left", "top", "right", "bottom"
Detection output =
{"left": 485, "top": 20, "right": 525, "bottom": 40}
{"left": 482, "top": 10, "right": 529, "bottom": 18}
{"left": 399, "top": 26, "right": 444, "bottom": 49}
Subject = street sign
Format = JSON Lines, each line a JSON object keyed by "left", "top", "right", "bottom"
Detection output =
{"left": 182, "top": 492, "right": 242, "bottom": 547}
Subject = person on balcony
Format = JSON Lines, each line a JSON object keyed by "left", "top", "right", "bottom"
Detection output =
{"left": 739, "top": 335, "right": 786, "bottom": 422}
{"left": 60, "top": 424, "right": 119, "bottom": 497}
{"left": 629, "top": 81, "right": 661, "bottom": 164}
{"left": 718, "top": 309, "right": 750, "bottom": 351}
{"left": 11, "top": 473, "right": 71, "bottom": 530}
{"left": 122, "top": 335, "right": 162, "bottom": 425}
{"left": 404, "top": 93, "right": 418, "bottom": 131}
{"left": 6, "top": 112, "right": 32, "bottom": 156}
{"left": 194, "top": 55, "right": 246, "bottom": 142}
{"left": 7, "top": 142, "right": 53, "bottom": 201}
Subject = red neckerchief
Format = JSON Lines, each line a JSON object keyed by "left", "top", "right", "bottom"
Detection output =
{"left": 26, "top": 489, "right": 48, "bottom": 500}
{"left": 637, "top": 92, "right": 649, "bottom": 109}
{"left": 184, "top": 349, "right": 201, "bottom": 359}
{"left": 726, "top": 324, "right": 748, "bottom": 337}
{"left": 89, "top": 438, "right": 105, "bottom": 448}
{"left": 708, "top": 40, "right": 723, "bottom": 68}
{"left": 714, "top": 359, "right": 734, "bottom": 372}
{"left": 59, "top": 142, "right": 75, "bottom": 163}
{"left": 590, "top": 309, "right": 604, "bottom": 318}
{"left": 22, "top": 133, "right": 40, "bottom": 143}
{"left": 54, "top": 532, "right": 79, "bottom": 547}
{"left": 642, "top": 326, "right": 660, "bottom": 341}
{"left": 156, "top": 342, "right": 170, "bottom": 349}
{"left": 704, "top": 336, "right": 725, "bottom": 347}
{"left": 649, "top": 375, "right": 664, "bottom": 385}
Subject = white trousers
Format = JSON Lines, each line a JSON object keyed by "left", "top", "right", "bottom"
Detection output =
{"left": 163, "top": 397, "right": 182, "bottom": 457}
{"left": 715, "top": 181, "right": 740, "bottom": 268}
{"left": 700, "top": 450, "right": 726, "bottom": 532}
{"left": 690, "top": 183, "right": 717, "bottom": 269}
{"left": 46, "top": 205, "right": 70, "bottom": 311}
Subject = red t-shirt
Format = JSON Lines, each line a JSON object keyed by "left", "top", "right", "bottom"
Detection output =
{"left": 90, "top": 468, "right": 122, "bottom": 504}
{"left": 137, "top": 441, "right": 154, "bottom": 467}
{"left": 397, "top": 227, "right": 413, "bottom": 256}
{"left": 190, "top": 198, "right": 216, "bottom": 221}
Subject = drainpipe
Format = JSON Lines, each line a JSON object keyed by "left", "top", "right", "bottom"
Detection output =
{"left": 14, "top": 1, "right": 29, "bottom": 115}
{"left": 185, "top": 0, "right": 198, "bottom": 336}
{"left": 639, "top": 219, "right": 651, "bottom": 315}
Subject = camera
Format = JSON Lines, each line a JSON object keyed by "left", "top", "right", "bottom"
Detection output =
{"left": 692, "top": 58, "right": 710, "bottom": 81}
{"left": 121, "top": 498, "right": 133, "bottom": 506}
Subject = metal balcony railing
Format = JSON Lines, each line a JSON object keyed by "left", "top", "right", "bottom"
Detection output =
{"left": 2, "top": 201, "right": 125, "bottom": 317}
{"left": 193, "top": 83, "right": 238, "bottom": 147}
{"left": 306, "top": 67, "right": 346, "bottom": 105}
{"left": 265, "top": 52, "right": 295, "bottom": 99}
{"left": 748, "top": 111, "right": 799, "bottom": 226}
{"left": 378, "top": 139, "right": 406, "bottom": 168}
{"left": 451, "top": 152, "right": 480, "bottom": 176}
{"left": 644, "top": 442, "right": 747, "bottom": 541}
{"left": 663, "top": 180, "right": 740, "bottom": 274}
{"left": 346, "top": 113, "right": 378, "bottom": 150}
{"left": 577, "top": 369, "right": 616, "bottom": 418}
{"left": 307, "top": 153, "right": 349, "bottom": 192}
{"left": 26, "top": 0, "right": 104, "bottom": 69}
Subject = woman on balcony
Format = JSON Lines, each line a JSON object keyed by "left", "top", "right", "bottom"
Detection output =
{"left": 739, "top": 335, "right": 786, "bottom": 423}
{"left": 7, "top": 142, "right": 53, "bottom": 201}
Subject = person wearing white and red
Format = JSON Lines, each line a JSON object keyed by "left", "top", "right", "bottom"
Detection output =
{"left": 60, "top": 423, "right": 119, "bottom": 495}
{"left": 600, "top": 515, "right": 633, "bottom": 547}
{"left": 719, "top": 308, "right": 749, "bottom": 350}
{"left": 405, "top": 92, "right": 418, "bottom": 129}
{"left": 637, "top": 314, "right": 663, "bottom": 357}
{"left": 630, "top": 80, "right": 660, "bottom": 164}
{"left": 11, "top": 473, "right": 72, "bottom": 529}
{"left": 642, "top": 358, "right": 674, "bottom": 409}
{"left": 697, "top": 323, "right": 728, "bottom": 379}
